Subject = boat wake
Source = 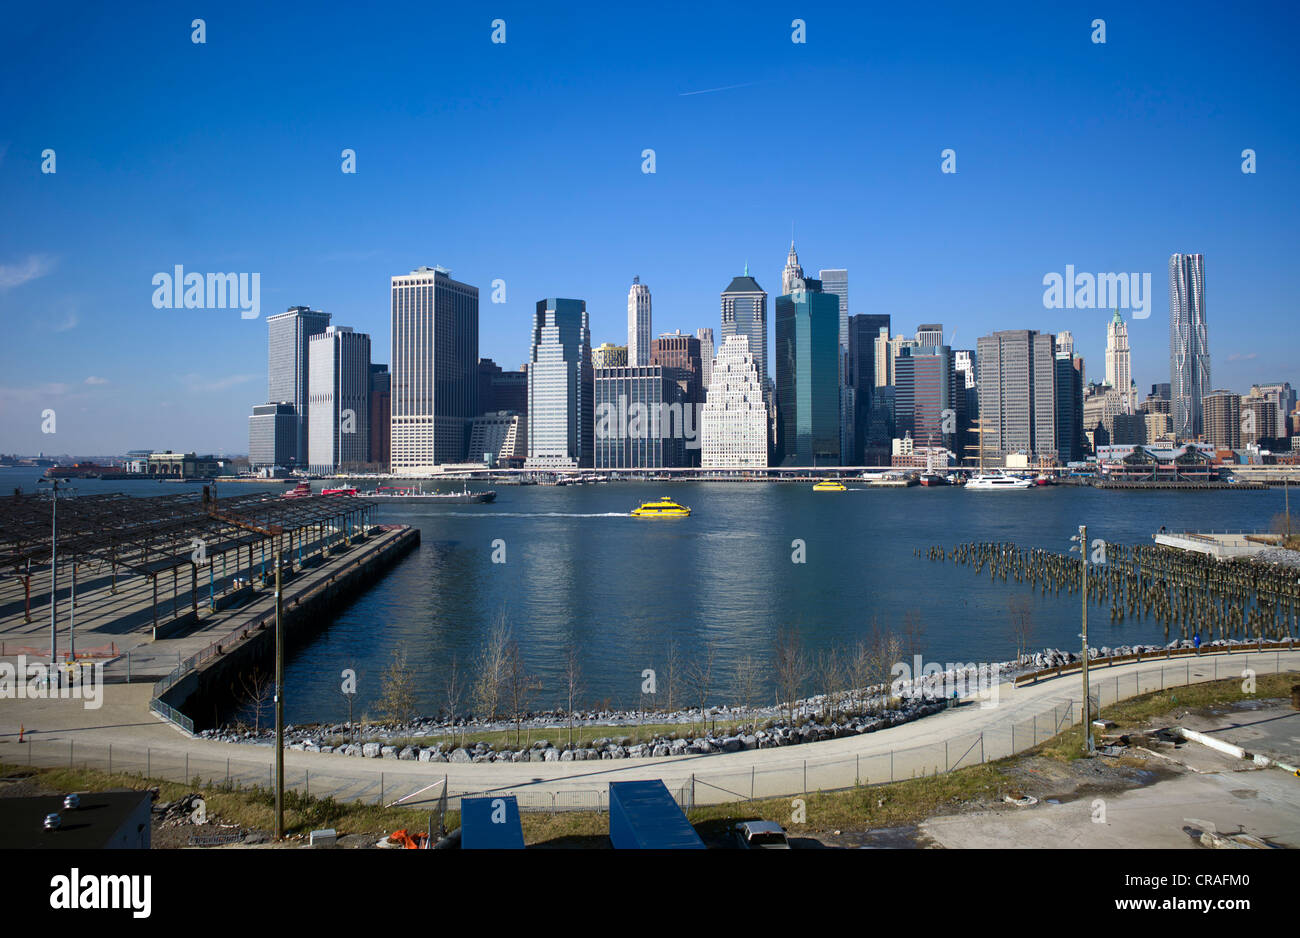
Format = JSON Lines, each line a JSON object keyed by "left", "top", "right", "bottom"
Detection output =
{"left": 409, "top": 511, "right": 630, "bottom": 519}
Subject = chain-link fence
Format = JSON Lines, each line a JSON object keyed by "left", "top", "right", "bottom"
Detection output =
{"left": 6, "top": 651, "right": 1295, "bottom": 814}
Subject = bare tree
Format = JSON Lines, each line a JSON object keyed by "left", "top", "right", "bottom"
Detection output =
{"left": 377, "top": 648, "right": 418, "bottom": 725}
{"left": 443, "top": 653, "right": 464, "bottom": 748}
{"left": 900, "top": 609, "right": 927, "bottom": 663}
{"left": 471, "top": 613, "right": 510, "bottom": 723}
{"left": 683, "top": 640, "right": 718, "bottom": 736}
{"left": 235, "top": 668, "right": 275, "bottom": 733}
{"left": 1008, "top": 595, "right": 1036, "bottom": 664}
{"left": 847, "top": 639, "right": 872, "bottom": 717}
{"left": 816, "top": 645, "right": 844, "bottom": 723}
{"left": 663, "top": 637, "right": 680, "bottom": 713}
{"left": 772, "top": 628, "right": 808, "bottom": 726}
{"left": 502, "top": 639, "right": 541, "bottom": 747}
{"left": 730, "top": 653, "right": 761, "bottom": 731}
{"left": 563, "top": 641, "right": 583, "bottom": 748}
{"left": 865, "top": 618, "right": 903, "bottom": 710}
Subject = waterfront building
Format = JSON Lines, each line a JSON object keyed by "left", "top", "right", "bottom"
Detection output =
{"left": 307, "top": 326, "right": 371, "bottom": 474}
{"left": 774, "top": 276, "right": 840, "bottom": 465}
{"left": 593, "top": 365, "right": 684, "bottom": 468}
{"left": 627, "top": 277, "right": 652, "bottom": 367}
{"left": 976, "top": 329, "right": 1058, "bottom": 460}
{"left": 1097, "top": 443, "right": 1217, "bottom": 482}
{"left": 696, "top": 328, "right": 715, "bottom": 389}
{"left": 721, "top": 267, "right": 769, "bottom": 388}
{"left": 592, "top": 343, "right": 629, "bottom": 370}
{"left": 848, "top": 314, "right": 891, "bottom": 463}
{"left": 1105, "top": 309, "right": 1134, "bottom": 410}
{"left": 391, "top": 266, "right": 479, "bottom": 473}
{"left": 248, "top": 402, "right": 297, "bottom": 469}
{"left": 700, "top": 335, "right": 768, "bottom": 469}
{"left": 1054, "top": 352, "right": 1083, "bottom": 464}
{"left": 1203, "top": 389, "right": 1242, "bottom": 449}
{"left": 477, "top": 358, "right": 527, "bottom": 417}
{"left": 1169, "top": 253, "right": 1210, "bottom": 440}
{"left": 368, "top": 364, "right": 390, "bottom": 471}
{"left": 266, "top": 305, "right": 331, "bottom": 466}
{"left": 469, "top": 411, "right": 527, "bottom": 467}
{"left": 526, "top": 298, "right": 592, "bottom": 468}
{"left": 894, "top": 344, "right": 952, "bottom": 449}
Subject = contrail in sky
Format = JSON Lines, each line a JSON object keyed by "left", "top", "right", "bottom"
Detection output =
{"left": 679, "top": 81, "right": 758, "bottom": 96}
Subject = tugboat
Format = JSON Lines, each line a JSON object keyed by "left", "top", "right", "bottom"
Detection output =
{"left": 282, "top": 481, "right": 313, "bottom": 498}
{"left": 812, "top": 479, "right": 847, "bottom": 492}
{"left": 919, "top": 472, "right": 948, "bottom": 487}
{"left": 630, "top": 496, "right": 691, "bottom": 518}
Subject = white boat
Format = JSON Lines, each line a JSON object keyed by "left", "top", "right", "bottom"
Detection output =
{"left": 966, "top": 472, "right": 1035, "bottom": 490}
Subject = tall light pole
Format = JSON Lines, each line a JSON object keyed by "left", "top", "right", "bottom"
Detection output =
{"left": 1070, "top": 523, "right": 1095, "bottom": 754}
{"left": 37, "top": 478, "right": 62, "bottom": 687}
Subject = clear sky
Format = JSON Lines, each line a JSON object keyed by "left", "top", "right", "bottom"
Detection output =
{"left": 2, "top": 1, "right": 1297, "bottom": 455}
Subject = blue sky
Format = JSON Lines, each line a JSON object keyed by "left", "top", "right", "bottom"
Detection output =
{"left": 2, "top": 0, "right": 1297, "bottom": 455}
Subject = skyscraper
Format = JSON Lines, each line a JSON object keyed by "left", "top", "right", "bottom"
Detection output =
{"left": 390, "top": 266, "right": 479, "bottom": 473}
{"left": 782, "top": 242, "right": 804, "bottom": 295}
{"left": 368, "top": 364, "right": 390, "bottom": 470}
{"left": 593, "top": 365, "right": 683, "bottom": 468}
{"left": 721, "top": 267, "right": 768, "bottom": 388}
{"left": 848, "top": 314, "right": 891, "bottom": 463}
{"left": 976, "top": 330, "right": 1058, "bottom": 460}
{"left": 775, "top": 277, "right": 840, "bottom": 465}
{"left": 894, "top": 344, "right": 952, "bottom": 448}
{"left": 248, "top": 402, "right": 297, "bottom": 469}
{"left": 1203, "top": 390, "right": 1241, "bottom": 449}
{"left": 1105, "top": 309, "right": 1133, "bottom": 409}
{"left": 696, "top": 327, "right": 715, "bottom": 389}
{"left": 1055, "top": 331, "right": 1075, "bottom": 360}
{"left": 818, "top": 268, "right": 852, "bottom": 463}
{"left": 265, "top": 305, "right": 331, "bottom": 466}
{"left": 627, "top": 277, "right": 652, "bottom": 367}
{"left": 526, "top": 298, "right": 592, "bottom": 468}
{"left": 591, "top": 343, "right": 628, "bottom": 369}
{"left": 1169, "top": 253, "right": 1210, "bottom": 440}
{"left": 1054, "top": 351, "right": 1083, "bottom": 464}
{"left": 307, "top": 326, "right": 371, "bottom": 474}
{"left": 701, "top": 335, "right": 768, "bottom": 468}
{"left": 915, "top": 324, "right": 944, "bottom": 348}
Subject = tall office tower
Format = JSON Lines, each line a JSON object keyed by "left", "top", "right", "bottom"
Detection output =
{"left": 1105, "top": 309, "right": 1133, "bottom": 408}
{"left": 701, "top": 335, "right": 768, "bottom": 468}
{"left": 593, "top": 365, "right": 683, "bottom": 468}
{"left": 819, "top": 269, "right": 848, "bottom": 352}
{"left": 696, "top": 327, "right": 715, "bottom": 388}
{"left": 248, "top": 402, "right": 297, "bottom": 469}
{"left": 266, "top": 305, "right": 331, "bottom": 466}
{"left": 774, "top": 277, "right": 840, "bottom": 465}
{"left": 1151, "top": 382, "right": 1171, "bottom": 401}
{"left": 591, "top": 343, "right": 628, "bottom": 370}
{"left": 721, "top": 267, "right": 769, "bottom": 388}
{"left": 1055, "top": 331, "right": 1075, "bottom": 360}
{"left": 368, "top": 364, "right": 390, "bottom": 470}
{"left": 391, "top": 266, "right": 479, "bottom": 473}
{"left": 627, "top": 276, "right": 652, "bottom": 367}
{"left": 1083, "top": 383, "right": 1133, "bottom": 448}
{"left": 976, "top": 330, "right": 1058, "bottom": 460}
{"left": 915, "top": 323, "right": 944, "bottom": 348}
{"left": 889, "top": 334, "right": 919, "bottom": 378}
{"left": 1203, "top": 390, "right": 1241, "bottom": 449}
{"left": 782, "top": 241, "right": 804, "bottom": 295}
{"left": 1054, "top": 352, "right": 1083, "bottom": 464}
{"left": 1169, "top": 253, "right": 1210, "bottom": 440}
{"left": 651, "top": 330, "right": 704, "bottom": 410}
{"left": 307, "top": 326, "right": 371, "bottom": 474}
{"left": 873, "top": 327, "right": 892, "bottom": 387}
{"left": 848, "top": 314, "right": 891, "bottom": 463}
{"left": 476, "top": 358, "right": 527, "bottom": 416}
{"left": 526, "top": 298, "right": 592, "bottom": 468}
{"left": 1240, "top": 396, "right": 1277, "bottom": 446}
{"left": 817, "top": 269, "right": 851, "bottom": 462}
{"left": 951, "top": 348, "right": 979, "bottom": 457}
{"left": 894, "top": 344, "right": 952, "bottom": 448}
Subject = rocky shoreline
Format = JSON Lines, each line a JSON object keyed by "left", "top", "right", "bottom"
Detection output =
{"left": 198, "top": 638, "right": 1281, "bottom": 763}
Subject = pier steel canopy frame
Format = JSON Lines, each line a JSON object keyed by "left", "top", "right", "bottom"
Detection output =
{"left": 0, "top": 488, "right": 374, "bottom": 631}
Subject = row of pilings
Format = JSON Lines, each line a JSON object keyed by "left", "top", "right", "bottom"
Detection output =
{"left": 916, "top": 541, "right": 1300, "bottom": 644}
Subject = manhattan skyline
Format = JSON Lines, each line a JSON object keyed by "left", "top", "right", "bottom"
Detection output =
{"left": 2, "top": 2, "right": 1298, "bottom": 455}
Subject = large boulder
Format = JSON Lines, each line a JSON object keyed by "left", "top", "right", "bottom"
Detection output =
{"left": 362, "top": 742, "right": 382, "bottom": 759}
{"left": 448, "top": 748, "right": 471, "bottom": 764}
{"left": 398, "top": 746, "right": 417, "bottom": 761}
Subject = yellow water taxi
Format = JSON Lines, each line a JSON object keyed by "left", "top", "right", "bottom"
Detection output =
{"left": 812, "top": 479, "right": 846, "bottom": 492}
{"left": 630, "top": 496, "right": 691, "bottom": 518}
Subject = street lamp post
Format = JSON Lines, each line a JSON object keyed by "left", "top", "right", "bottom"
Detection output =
{"left": 37, "top": 479, "right": 62, "bottom": 686}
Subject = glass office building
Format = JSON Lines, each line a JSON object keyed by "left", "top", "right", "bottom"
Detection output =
{"left": 774, "top": 278, "right": 841, "bottom": 466}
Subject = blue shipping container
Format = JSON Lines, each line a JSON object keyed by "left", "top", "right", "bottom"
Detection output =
{"left": 461, "top": 795, "right": 526, "bottom": 849}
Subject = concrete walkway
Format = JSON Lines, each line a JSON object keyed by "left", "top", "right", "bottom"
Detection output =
{"left": 3, "top": 649, "right": 1296, "bottom": 810}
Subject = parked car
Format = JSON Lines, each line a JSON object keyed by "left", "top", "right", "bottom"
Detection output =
{"left": 733, "top": 820, "right": 791, "bottom": 849}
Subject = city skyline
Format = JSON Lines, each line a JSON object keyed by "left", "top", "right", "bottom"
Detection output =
{"left": 3, "top": 3, "right": 1299, "bottom": 454}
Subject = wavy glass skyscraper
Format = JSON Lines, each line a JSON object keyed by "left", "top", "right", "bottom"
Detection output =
{"left": 1169, "top": 253, "right": 1210, "bottom": 440}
